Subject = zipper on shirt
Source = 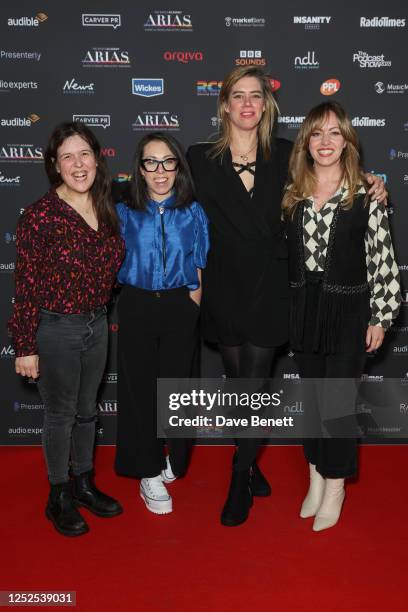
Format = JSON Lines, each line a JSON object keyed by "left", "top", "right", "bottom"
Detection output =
{"left": 159, "top": 206, "right": 167, "bottom": 275}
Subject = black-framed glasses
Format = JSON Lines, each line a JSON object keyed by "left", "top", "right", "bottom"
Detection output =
{"left": 141, "top": 157, "right": 179, "bottom": 172}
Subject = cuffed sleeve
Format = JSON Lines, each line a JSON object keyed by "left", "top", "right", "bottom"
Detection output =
{"left": 192, "top": 202, "right": 210, "bottom": 269}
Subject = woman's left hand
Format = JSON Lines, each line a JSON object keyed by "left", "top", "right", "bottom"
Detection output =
{"left": 366, "top": 325, "right": 385, "bottom": 352}
{"left": 365, "top": 173, "right": 388, "bottom": 205}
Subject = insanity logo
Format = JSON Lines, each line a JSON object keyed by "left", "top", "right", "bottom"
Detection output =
{"left": 374, "top": 81, "right": 408, "bottom": 94}
{"left": 294, "top": 51, "right": 319, "bottom": 69}
{"left": 144, "top": 11, "right": 192, "bottom": 32}
{"left": 132, "top": 78, "right": 164, "bottom": 97}
{"left": 0, "top": 170, "right": 21, "bottom": 186}
{"left": 132, "top": 112, "right": 180, "bottom": 131}
{"left": 235, "top": 50, "right": 266, "bottom": 66}
{"left": 82, "top": 14, "right": 121, "bottom": 29}
{"left": 0, "top": 114, "right": 40, "bottom": 127}
{"left": 0, "top": 144, "right": 43, "bottom": 162}
{"left": 163, "top": 51, "right": 203, "bottom": 63}
{"left": 63, "top": 78, "right": 95, "bottom": 95}
{"left": 72, "top": 114, "right": 110, "bottom": 129}
{"left": 278, "top": 115, "right": 305, "bottom": 129}
{"left": 353, "top": 50, "right": 392, "bottom": 68}
{"left": 224, "top": 16, "right": 266, "bottom": 28}
{"left": 82, "top": 48, "right": 130, "bottom": 68}
{"left": 7, "top": 12, "right": 48, "bottom": 26}
{"left": 293, "top": 16, "right": 331, "bottom": 30}
{"left": 196, "top": 80, "right": 223, "bottom": 96}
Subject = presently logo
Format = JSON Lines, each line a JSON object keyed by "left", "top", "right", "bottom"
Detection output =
{"left": 98, "top": 400, "right": 117, "bottom": 414}
{"left": 374, "top": 81, "right": 408, "bottom": 94}
{"left": 131, "top": 112, "right": 180, "bottom": 131}
{"left": 294, "top": 51, "right": 319, "bottom": 69}
{"left": 352, "top": 116, "right": 386, "bottom": 127}
{"left": 163, "top": 51, "right": 203, "bottom": 63}
{"left": 0, "top": 170, "right": 21, "bottom": 186}
{"left": 224, "top": 16, "right": 266, "bottom": 27}
{"left": 82, "top": 48, "right": 130, "bottom": 68}
{"left": 353, "top": 51, "right": 392, "bottom": 68}
{"left": 72, "top": 114, "right": 110, "bottom": 129}
{"left": 1, "top": 344, "right": 15, "bottom": 357}
{"left": 293, "top": 16, "right": 332, "bottom": 29}
{"left": 360, "top": 17, "right": 406, "bottom": 28}
{"left": 144, "top": 11, "right": 192, "bottom": 32}
{"left": 236, "top": 50, "right": 266, "bottom": 66}
{"left": 197, "top": 80, "right": 223, "bottom": 96}
{"left": 63, "top": 78, "right": 95, "bottom": 95}
{"left": 4, "top": 232, "right": 16, "bottom": 244}
{"left": 389, "top": 148, "right": 408, "bottom": 160}
{"left": 278, "top": 116, "right": 305, "bottom": 129}
{"left": 7, "top": 13, "right": 48, "bottom": 27}
{"left": 0, "top": 49, "right": 41, "bottom": 61}
{"left": 132, "top": 78, "right": 164, "bottom": 97}
{"left": 101, "top": 147, "right": 116, "bottom": 157}
{"left": 102, "top": 372, "right": 118, "bottom": 384}
{"left": 82, "top": 14, "right": 121, "bottom": 29}
{"left": 320, "top": 78, "right": 340, "bottom": 95}
{"left": 0, "top": 114, "right": 40, "bottom": 127}
{"left": 13, "top": 401, "right": 44, "bottom": 411}
{"left": 0, "top": 144, "right": 43, "bottom": 162}
{"left": 0, "top": 80, "right": 38, "bottom": 92}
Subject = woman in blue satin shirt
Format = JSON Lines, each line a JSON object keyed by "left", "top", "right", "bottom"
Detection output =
{"left": 114, "top": 132, "right": 209, "bottom": 515}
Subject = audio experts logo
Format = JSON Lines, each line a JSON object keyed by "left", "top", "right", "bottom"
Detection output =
{"left": 72, "top": 115, "right": 110, "bottom": 129}
{"left": 144, "top": 11, "right": 192, "bottom": 32}
{"left": 353, "top": 51, "right": 392, "bottom": 68}
{"left": 224, "top": 16, "right": 266, "bottom": 28}
{"left": 0, "top": 144, "right": 43, "bottom": 162}
{"left": 131, "top": 112, "right": 180, "bottom": 131}
{"left": 82, "top": 48, "right": 130, "bottom": 68}
{"left": 82, "top": 14, "right": 121, "bottom": 29}
{"left": 320, "top": 79, "right": 340, "bottom": 95}
{"left": 0, "top": 80, "right": 38, "bottom": 93}
{"left": 374, "top": 81, "right": 408, "bottom": 94}
{"left": 293, "top": 16, "right": 331, "bottom": 30}
{"left": 235, "top": 50, "right": 266, "bottom": 66}
{"left": 132, "top": 79, "right": 164, "bottom": 97}
{"left": 7, "top": 12, "right": 48, "bottom": 26}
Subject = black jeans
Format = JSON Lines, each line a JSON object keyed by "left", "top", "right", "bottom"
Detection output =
{"left": 36, "top": 307, "right": 108, "bottom": 485}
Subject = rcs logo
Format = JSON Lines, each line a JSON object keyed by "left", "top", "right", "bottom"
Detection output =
{"left": 196, "top": 81, "right": 223, "bottom": 96}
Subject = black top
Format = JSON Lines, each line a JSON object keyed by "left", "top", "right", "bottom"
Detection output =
{"left": 187, "top": 138, "right": 293, "bottom": 347}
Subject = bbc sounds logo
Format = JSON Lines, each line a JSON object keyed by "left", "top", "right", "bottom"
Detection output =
{"left": 235, "top": 50, "right": 266, "bottom": 66}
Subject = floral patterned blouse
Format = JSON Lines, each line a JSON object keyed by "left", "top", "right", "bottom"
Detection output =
{"left": 8, "top": 189, "right": 125, "bottom": 356}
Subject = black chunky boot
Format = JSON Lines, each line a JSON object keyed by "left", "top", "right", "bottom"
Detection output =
{"left": 73, "top": 470, "right": 123, "bottom": 517}
{"left": 233, "top": 451, "right": 271, "bottom": 497}
{"left": 46, "top": 482, "right": 89, "bottom": 537}
{"left": 221, "top": 469, "right": 253, "bottom": 527}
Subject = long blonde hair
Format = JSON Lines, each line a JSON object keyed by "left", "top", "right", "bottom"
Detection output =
{"left": 210, "top": 66, "right": 279, "bottom": 160}
{"left": 282, "top": 101, "right": 368, "bottom": 218}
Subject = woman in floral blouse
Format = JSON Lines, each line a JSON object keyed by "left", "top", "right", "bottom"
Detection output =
{"left": 8, "top": 122, "right": 125, "bottom": 537}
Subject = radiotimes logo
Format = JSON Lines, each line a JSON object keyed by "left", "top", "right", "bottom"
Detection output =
{"left": 0, "top": 144, "right": 43, "bottom": 162}
{"left": 0, "top": 114, "right": 40, "bottom": 127}
{"left": 278, "top": 116, "right": 305, "bottom": 129}
{"left": 389, "top": 148, "right": 408, "bottom": 160}
{"left": 72, "top": 115, "right": 110, "bottom": 129}
{"left": 224, "top": 16, "right": 266, "bottom": 28}
{"left": 0, "top": 170, "right": 21, "bottom": 187}
{"left": 163, "top": 51, "right": 203, "bottom": 63}
{"left": 360, "top": 17, "right": 406, "bottom": 28}
{"left": 82, "top": 48, "right": 130, "bottom": 68}
{"left": 0, "top": 80, "right": 38, "bottom": 93}
{"left": 374, "top": 81, "right": 408, "bottom": 94}
{"left": 235, "top": 50, "right": 266, "bottom": 66}
{"left": 63, "top": 78, "right": 95, "bottom": 95}
{"left": 293, "top": 16, "right": 332, "bottom": 30}
{"left": 0, "top": 49, "right": 41, "bottom": 61}
{"left": 352, "top": 116, "right": 386, "bottom": 127}
{"left": 144, "top": 11, "right": 192, "bottom": 32}
{"left": 353, "top": 51, "right": 392, "bottom": 68}
{"left": 7, "top": 13, "right": 48, "bottom": 27}
{"left": 131, "top": 112, "right": 180, "bottom": 131}
{"left": 197, "top": 81, "right": 222, "bottom": 96}
{"left": 132, "top": 79, "right": 164, "bottom": 97}
{"left": 294, "top": 51, "right": 319, "bottom": 69}
{"left": 82, "top": 14, "right": 121, "bottom": 29}
{"left": 320, "top": 79, "right": 340, "bottom": 95}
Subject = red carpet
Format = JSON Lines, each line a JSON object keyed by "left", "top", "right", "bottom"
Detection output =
{"left": 1, "top": 445, "right": 407, "bottom": 611}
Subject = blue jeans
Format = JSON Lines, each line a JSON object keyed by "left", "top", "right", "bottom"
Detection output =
{"left": 36, "top": 307, "right": 108, "bottom": 484}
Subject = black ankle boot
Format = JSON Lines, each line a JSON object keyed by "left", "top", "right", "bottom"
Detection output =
{"left": 233, "top": 451, "right": 271, "bottom": 497}
{"left": 46, "top": 482, "right": 89, "bottom": 537}
{"left": 73, "top": 471, "right": 123, "bottom": 517}
{"left": 221, "top": 469, "right": 253, "bottom": 527}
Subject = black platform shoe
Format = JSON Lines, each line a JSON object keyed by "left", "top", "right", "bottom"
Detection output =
{"left": 73, "top": 470, "right": 123, "bottom": 518}
{"left": 221, "top": 469, "right": 253, "bottom": 527}
{"left": 46, "top": 482, "right": 89, "bottom": 537}
{"left": 233, "top": 451, "right": 271, "bottom": 497}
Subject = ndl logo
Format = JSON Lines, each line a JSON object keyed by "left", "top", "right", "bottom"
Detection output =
{"left": 132, "top": 78, "right": 164, "bottom": 97}
{"left": 294, "top": 51, "right": 319, "bottom": 69}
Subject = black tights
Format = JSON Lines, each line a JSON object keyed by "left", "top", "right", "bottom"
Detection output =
{"left": 219, "top": 343, "right": 277, "bottom": 470}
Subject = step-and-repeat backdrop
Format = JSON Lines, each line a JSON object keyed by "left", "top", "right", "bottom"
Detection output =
{"left": 0, "top": 1, "right": 407, "bottom": 445}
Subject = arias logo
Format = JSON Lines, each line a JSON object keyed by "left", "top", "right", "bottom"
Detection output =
{"left": 98, "top": 400, "right": 117, "bottom": 414}
{"left": 163, "top": 51, "right": 203, "bottom": 63}
{"left": 320, "top": 79, "right": 340, "bottom": 95}
{"left": 235, "top": 50, "right": 266, "bottom": 66}
{"left": 0, "top": 144, "right": 43, "bottom": 162}
{"left": 82, "top": 48, "right": 130, "bottom": 68}
{"left": 196, "top": 80, "right": 223, "bottom": 96}
{"left": 269, "top": 78, "right": 281, "bottom": 92}
{"left": 132, "top": 112, "right": 180, "bottom": 131}
{"left": 144, "top": 11, "right": 192, "bottom": 32}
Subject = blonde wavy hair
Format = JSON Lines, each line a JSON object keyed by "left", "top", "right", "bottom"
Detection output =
{"left": 282, "top": 101, "right": 368, "bottom": 218}
{"left": 210, "top": 66, "right": 279, "bottom": 160}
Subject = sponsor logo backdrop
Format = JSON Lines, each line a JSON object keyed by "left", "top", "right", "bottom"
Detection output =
{"left": 0, "top": 1, "right": 407, "bottom": 444}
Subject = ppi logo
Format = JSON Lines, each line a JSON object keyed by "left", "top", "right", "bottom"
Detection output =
{"left": 320, "top": 78, "right": 340, "bottom": 95}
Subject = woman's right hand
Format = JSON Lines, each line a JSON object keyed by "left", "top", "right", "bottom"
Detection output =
{"left": 15, "top": 355, "right": 40, "bottom": 379}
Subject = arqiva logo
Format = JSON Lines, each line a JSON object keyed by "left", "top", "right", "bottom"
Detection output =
{"left": 164, "top": 51, "right": 203, "bottom": 63}
{"left": 320, "top": 78, "right": 341, "bottom": 95}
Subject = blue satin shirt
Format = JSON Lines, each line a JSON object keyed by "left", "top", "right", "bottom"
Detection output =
{"left": 116, "top": 195, "right": 210, "bottom": 290}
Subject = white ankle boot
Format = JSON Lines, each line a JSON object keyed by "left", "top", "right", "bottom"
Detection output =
{"left": 300, "top": 463, "right": 325, "bottom": 518}
{"left": 313, "top": 478, "right": 345, "bottom": 532}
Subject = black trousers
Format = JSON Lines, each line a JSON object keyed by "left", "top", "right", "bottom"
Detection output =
{"left": 115, "top": 285, "right": 199, "bottom": 479}
{"left": 295, "top": 273, "right": 367, "bottom": 479}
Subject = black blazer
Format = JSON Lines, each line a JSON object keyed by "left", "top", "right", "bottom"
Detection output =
{"left": 187, "top": 138, "right": 293, "bottom": 347}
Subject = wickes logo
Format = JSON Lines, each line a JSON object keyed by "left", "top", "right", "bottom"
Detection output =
{"left": 132, "top": 78, "right": 164, "bottom": 98}
{"left": 163, "top": 51, "right": 203, "bottom": 63}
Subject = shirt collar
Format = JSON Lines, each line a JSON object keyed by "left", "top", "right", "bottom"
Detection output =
{"left": 148, "top": 192, "right": 177, "bottom": 208}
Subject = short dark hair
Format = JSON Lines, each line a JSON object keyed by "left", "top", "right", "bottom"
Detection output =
{"left": 44, "top": 121, "right": 119, "bottom": 234}
{"left": 128, "top": 132, "right": 195, "bottom": 210}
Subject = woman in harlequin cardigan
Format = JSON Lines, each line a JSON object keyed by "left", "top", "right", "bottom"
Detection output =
{"left": 8, "top": 122, "right": 125, "bottom": 537}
